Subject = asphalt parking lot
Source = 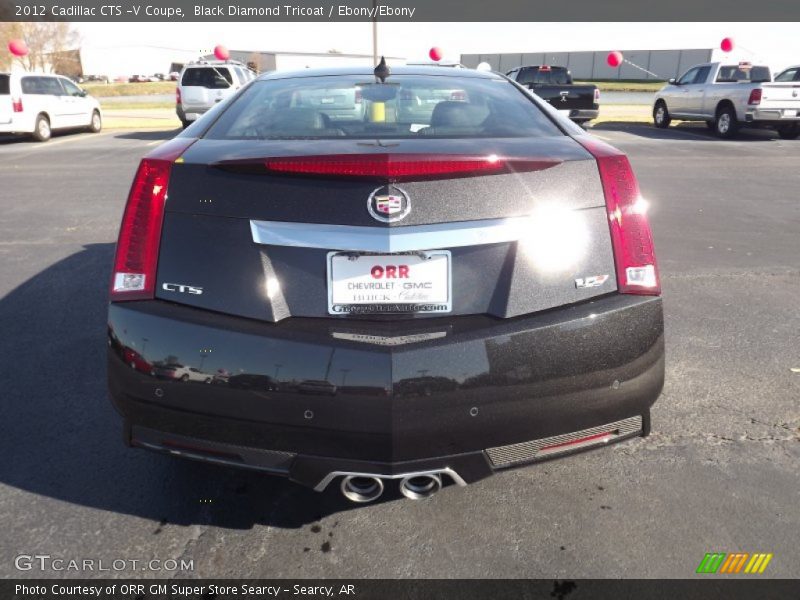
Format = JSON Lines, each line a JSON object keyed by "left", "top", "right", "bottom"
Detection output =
{"left": 1, "top": 123, "right": 798, "bottom": 579}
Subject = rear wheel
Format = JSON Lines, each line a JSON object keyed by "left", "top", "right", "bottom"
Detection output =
{"left": 714, "top": 105, "right": 739, "bottom": 139}
{"left": 32, "top": 114, "right": 51, "bottom": 142}
{"left": 89, "top": 110, "right": 102, "bottom": 133}
{"left": 180, "top": 119, "right": 191, "bottom": 129}
{"left": 777, "top": 123, "right": 800, "bottom": 140}
{"left": 653, "top": 102, "right": 671, "bottom": 128}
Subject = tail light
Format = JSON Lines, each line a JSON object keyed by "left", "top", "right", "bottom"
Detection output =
{"left": 257, "top": 154, "right": 561, "bottom": 181}
{"left": 747, "top": 89, "right": 762, "bottom": 105}
{"left": 539, "top": 65, "right": 551, "bottom": 72}
{"left": 175, "top": 87, "right": 181, "bottom": 104}
{"left": 12, "top": 97, "right": 23, "bottom": 112}
{"left": 575, "top": 136, "right": 660, "bottom": 295}
{"left": 354, "top": 88, "right": 362, "bottom": 104}
{"left": 594, "top": 88, "right": 600, "bottom": 102}
{"left": 110, "top": 137, "right": 196, "bottom": 301}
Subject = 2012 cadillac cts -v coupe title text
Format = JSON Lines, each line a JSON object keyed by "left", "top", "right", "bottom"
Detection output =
{"left": 107, "top": 65, "right": 664, "bottom": 503}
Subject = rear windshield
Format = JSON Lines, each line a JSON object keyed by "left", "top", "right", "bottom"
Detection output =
{"left": 0, "top": 75, "right": 9, "bottom": 95}
{"left": 518, "top": 67, "right": 571, "bottom": 85}
{"left": 716, "top": 65, "right": 771, "bottom": 83}
{"left": 181, "top": 67, "right": 233, "bottom": 89}
{"left": 204, "top": 74, "right": 562, "bottom": 140}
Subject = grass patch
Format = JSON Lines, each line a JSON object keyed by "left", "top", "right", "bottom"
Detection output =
{"left": 83, "top": 81, "right": 176, "bottom": 97}
{"left": 576, "top": 80, "right": 664, "bottom": 93}
{"left": 100, "top": 101, "right": 174, "bottom": 110}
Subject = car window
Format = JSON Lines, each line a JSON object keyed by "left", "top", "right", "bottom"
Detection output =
{"left": 204, "top": 74, "right": 563, "bottom": 140}
{"left": 677, "top": 67, "right": 700, "bottom": 85}
{"left": 775, "top": 68, "right": 799, "bottom": 82}
{"left": 691, "top": 66, "right": 711, "bottom": 84}
{"left": 60, "top": 79, "right": 83, "bottom": 96}
{"left": 716, "top": 65, "right": 771, "bottom": 83}
{"left": 181, "top": 67, "right": 233, "bottom": 89}
{"left": 517, "top": 68, "right": 570, "bottom": 85}
{"left": 41, "top": 77, "right": 65, "bottom": 96}
{"left": 0, "top": 74, "right": 9, "bottom": 95}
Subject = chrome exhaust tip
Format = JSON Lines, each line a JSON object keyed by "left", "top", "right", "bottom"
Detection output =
{"left": 340, "top": 475, "right": 384, "bottom": 503}
{"left": 399, "top": 474, "right": 442, "bottom": 500}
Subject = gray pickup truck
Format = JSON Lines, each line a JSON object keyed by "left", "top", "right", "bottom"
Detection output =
{"left": 653, "top": 61, "right": 800, "bottom": 139}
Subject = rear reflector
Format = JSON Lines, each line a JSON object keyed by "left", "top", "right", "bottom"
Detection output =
{"left": 110, "top": 137, "right": 196, "bottom": 301}
{"left": 12, "top": 97, "right": 22, "bottom": 112}
{"left": 248, "top": 154, "right": 561, "bottom": 181}
{"left": 747, "top": 88, "right": 762, "bottom": 105}
{"left": 574, "top": 135, "right": 660, "bottom": 295}
{"left": 594, "top": 88, "right": 601, "bottom": 102}
{"left": 176, "top": 87, "right": 181, "bottom": 105}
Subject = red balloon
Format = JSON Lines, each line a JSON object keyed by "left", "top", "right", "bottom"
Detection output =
{"left": 429, "top": 47, "right": 443, "bottom": 62}
{"left": 213, "top": 45, "right": 230, "bottom": 61}
{"left": 607, "top": 51, "right": 623, "bottom": 68}
{"left": 720, "top": 37, "right": 735, "bottom": 53}
{"left": 8, "top": 39, "right": 29, "bottom": 58}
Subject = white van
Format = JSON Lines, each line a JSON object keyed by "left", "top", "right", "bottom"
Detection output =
{"left": 176, "top": 60, "right": 256, "bottom": 128}
{"left": 0, "top": 72, "right": 103, "bottom": 142}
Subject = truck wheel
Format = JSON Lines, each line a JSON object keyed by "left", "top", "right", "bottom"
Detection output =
{"left": 777, "top": 124, "right": 800, "bottom": 140}
{"left": 714, "top": 105, "right": 739, "bottom": 139}
{"left": 653, "top": 102, "right": 671, "bottom": 128}
{"left": 32, "top": 114, "right": 51, "bottom": 142}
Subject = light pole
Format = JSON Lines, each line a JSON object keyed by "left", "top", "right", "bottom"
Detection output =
{"left": 340, "top": 368, "right": 351, "bottom": 387}
{"left": 274, "top": 363, "right": 283, "bottom": 380}
{"left": 372, "top": 0, "right": 378, "bottom": 64}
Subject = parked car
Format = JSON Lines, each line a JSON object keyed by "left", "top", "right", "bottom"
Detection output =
{"left": 152, "top": 363, "right": 212, "bottom": 383}
{"left": 774, "top": 65, "right": 800, "bottom": 83}
{"left": 506, "top": 65, "right": 600, "bottom": 125}
{"left": 128, "top": 75, "right": 148, "bottom": 83}
{"left": 653, "top": 61, "right": 800, "bottom": 139}
{"left": 168, "top": 71, "right": 180, "bottom": 82}
{"left": 175, "top": 60, "right": 256, "bottom": 128}
{"left": 0, "top": 72, "right": 102, "bottom": 141}
{"left": 108, "top": 66, "right": 664, "bottom": 503}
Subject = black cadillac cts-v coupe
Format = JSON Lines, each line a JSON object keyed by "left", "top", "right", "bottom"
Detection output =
{"left": 107, "top": 65, "right": 663, "bottom": 502}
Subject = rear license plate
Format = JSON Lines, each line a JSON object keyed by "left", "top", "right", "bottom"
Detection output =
{"left": 327, "top": 251, "right": 452, "bottom": 315}
{"left": 783, "top": 109, "right": 797, "bottom": 117}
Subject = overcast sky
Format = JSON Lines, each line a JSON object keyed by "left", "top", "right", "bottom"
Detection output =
{"left": 75, "top": 22, "right": 799, "bottom": 75}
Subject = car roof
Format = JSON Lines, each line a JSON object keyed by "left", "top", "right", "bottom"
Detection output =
{"left": 255, "top": 66, "right": 504, "bottom": 82}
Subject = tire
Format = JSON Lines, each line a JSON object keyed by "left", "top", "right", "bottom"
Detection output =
{"left": 32, "top": 114, "right": 51, "bottom": 142}
{"left": 714, "top": 105, "right": 739, "bottom": 139}
{"left": 180, "top": 119, "right": 191, "bottom": 129}
{"left": 88, "top": 110, "right": 102, "bottom": 133}
{"left": 653, "top": 101, "right": 671, "bottom": 128}
{"left": 777, "top": 124, "right": 800, "bottom": 140}
{"left": 180, "top": 374, "right": 189, "bottom": 382}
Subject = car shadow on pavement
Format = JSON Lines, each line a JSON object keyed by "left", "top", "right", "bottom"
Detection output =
{"left": 0, "top": 243, "right": 372, "bottom": 530}
{"left": 113, "top": 129, "right": 181, "bottom": 141}
{"left": 592, "top": 121, "right": 781, "bottom": 142}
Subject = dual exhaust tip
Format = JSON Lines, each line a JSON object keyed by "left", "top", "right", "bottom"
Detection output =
{"left": 340, "top": 473, "right": 442, "bottom": 503}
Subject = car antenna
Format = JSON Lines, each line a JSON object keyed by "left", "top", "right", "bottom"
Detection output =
{"left": 374, "top": 56, "right": 390, "bottom": 83}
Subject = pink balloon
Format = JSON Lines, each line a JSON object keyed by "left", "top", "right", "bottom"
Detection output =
{"left": 607, "top": 51, "right": 623, "bottom": 68}
{"left": 8, "top": 39, "right": 29, "bottom": 58}
{"left": 213, "top": 45, "right": 230, "bottom": 61}
{"left": 429, "top": 47, "right": 443, "bottom": 62}
{"left": 720, "top": 37, "right": 735, "bottom": 53}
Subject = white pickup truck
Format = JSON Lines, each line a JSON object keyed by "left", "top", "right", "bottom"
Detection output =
{"left": 652, "top": 62, "right": 800, "bottom": 139}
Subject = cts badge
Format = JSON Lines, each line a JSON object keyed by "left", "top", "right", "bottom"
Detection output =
{"left": 575, "top": 275, "right": 609, "bottom": 289}
{"left": 162, "top": 282, "right": 203, "bottom": 295}
{"left": 367, "top": 185, "right": 411, "bottom": 223}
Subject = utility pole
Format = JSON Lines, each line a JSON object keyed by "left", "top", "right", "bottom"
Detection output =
{"left": 372, "top": 0, "right": 378, "bottom": 64}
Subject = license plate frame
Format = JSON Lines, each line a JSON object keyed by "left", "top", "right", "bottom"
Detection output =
{"left": 327, "top": 251, "right": 452, "bottom": 315}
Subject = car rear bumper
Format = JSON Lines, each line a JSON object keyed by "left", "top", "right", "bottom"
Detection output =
{"left": 560, "top": 108, "right": 599, "bottom": 122}
{"left": 107, "top": 294, "right": 664, "bottom": 490}
{"left": 745, "top": 108, "right": 800, "bottom": 123}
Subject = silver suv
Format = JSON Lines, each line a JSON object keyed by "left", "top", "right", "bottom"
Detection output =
{"left": 176, "top": 60, "right": 256, "bottom": 128}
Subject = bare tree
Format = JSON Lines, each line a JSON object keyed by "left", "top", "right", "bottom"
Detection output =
{"left": 0, "top": 22, "right": 80, "bottom": 73}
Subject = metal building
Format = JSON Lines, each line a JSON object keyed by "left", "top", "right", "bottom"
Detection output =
{"left": 460, "top": 49, "right": 714, "bottom": 80}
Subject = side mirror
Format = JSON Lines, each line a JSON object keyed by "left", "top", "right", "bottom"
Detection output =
{"left": 668, "top": 78, "right": 677, "bottom": 85}
{"left": 79, "top": 89, "right": 88, "bottom": 97}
